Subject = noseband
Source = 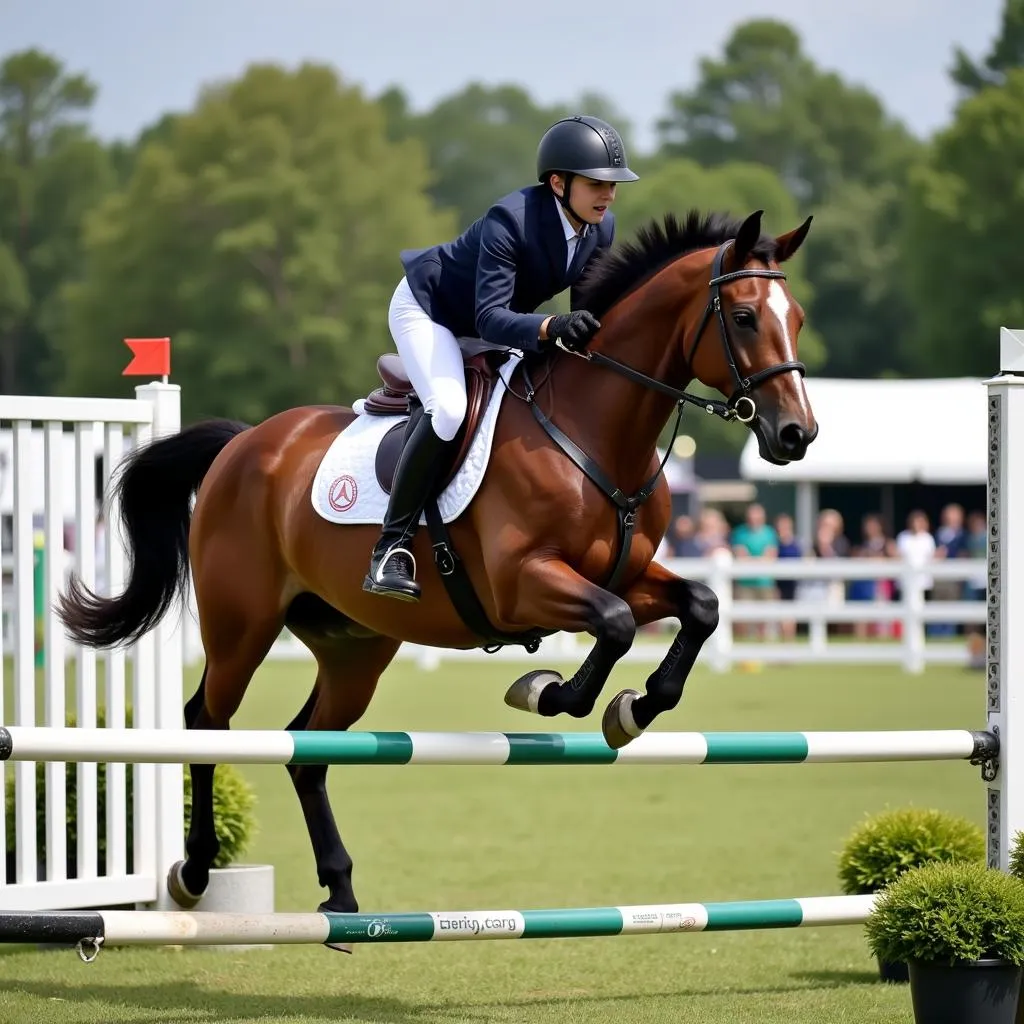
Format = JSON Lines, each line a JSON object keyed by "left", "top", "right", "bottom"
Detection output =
{"left": 556, "top": 238, "right": 806, "bottom": 424}
{"left": 516, "top": 238, "right": 808, "bottom": 595}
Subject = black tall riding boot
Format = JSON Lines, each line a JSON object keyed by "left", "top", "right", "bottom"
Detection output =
{"left": 362, "top": 408, "right": 450, "bottom": 602}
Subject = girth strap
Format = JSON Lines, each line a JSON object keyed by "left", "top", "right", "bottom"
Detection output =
{"left": 423, "top": 496, "right": 552, "bottom": 654}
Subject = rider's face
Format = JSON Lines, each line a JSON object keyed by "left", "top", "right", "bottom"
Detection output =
{"left": 551, "top": 175, "right": 617, "bottom": 227}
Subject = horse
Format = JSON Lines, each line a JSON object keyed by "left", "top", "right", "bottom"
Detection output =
{"left": 58, "top": 207, "right": 818, "bottom": 935}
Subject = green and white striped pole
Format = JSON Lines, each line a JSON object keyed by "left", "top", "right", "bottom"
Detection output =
{"left": 0, "top": 894, "right": 878, "bottom": 949}
{"left": 0, "top": 726, "right": 997, "bottom": 766}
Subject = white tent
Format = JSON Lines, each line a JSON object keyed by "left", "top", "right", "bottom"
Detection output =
{"left": 739, "top": 377, "right": 988, "bottom": 485}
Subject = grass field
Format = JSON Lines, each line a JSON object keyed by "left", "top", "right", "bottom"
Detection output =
{"left": 0, "top": 654, "right": 987, "bottom": 1023}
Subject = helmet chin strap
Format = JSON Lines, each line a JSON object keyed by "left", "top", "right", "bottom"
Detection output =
{"left": 554, "top": 172, "right": 586, "bottom": 230}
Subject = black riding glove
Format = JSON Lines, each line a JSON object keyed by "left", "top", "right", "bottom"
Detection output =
{"left": 545, "top": 310, "right": 601, "bottom": 352}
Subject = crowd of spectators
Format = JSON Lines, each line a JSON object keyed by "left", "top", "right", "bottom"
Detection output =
{"left": 656, "top": 502, "right": 987, "bottom": 664}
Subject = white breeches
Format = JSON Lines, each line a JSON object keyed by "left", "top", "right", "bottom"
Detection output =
{"left": 387, "top": 277, "right": 467, "bottom": 442}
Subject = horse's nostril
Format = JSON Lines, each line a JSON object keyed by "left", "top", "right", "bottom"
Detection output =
{"left": 779, "top": 423, "right": 807, "bottom": 453}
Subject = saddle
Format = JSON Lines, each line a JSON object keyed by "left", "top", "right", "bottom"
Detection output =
{"left": 362, "top": 347, "right": 510, "bottom": 494}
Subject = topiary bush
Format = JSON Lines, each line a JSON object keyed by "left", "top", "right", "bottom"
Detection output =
{"left": 5, "top": 707, "right": 258, "bottom": 871}
{"left": 1008, "top": 830, "right": 1024, "bottom": 881}
{"left": 838, "top": 807, "right": 985, "bottom": 896}
{"left": 864, "top": 861, "right": 1024, "bottom": 967}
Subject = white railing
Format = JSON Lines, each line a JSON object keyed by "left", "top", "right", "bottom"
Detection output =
{"left": 211, "top": 551, "right": 985, "bottom": 674}
{"left": 0, "top": 385, "right": 183, "bottom": 911}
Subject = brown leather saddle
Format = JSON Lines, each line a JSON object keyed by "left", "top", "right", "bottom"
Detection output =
{"left": 362, "top": 347, "right": 509, "bottom": 494}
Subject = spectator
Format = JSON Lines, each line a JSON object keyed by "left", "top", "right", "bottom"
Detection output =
{"left": 668, "top": 514, "right": 704, "bottom": 557}
{"left": 731, "top": 503, "right": 779, "bottom": 640}
{"left": 814, "top": 509, "right": 851, "bottom": 558}
{"left": 697, "top": 508, "right": 731, "bottom": 555}
{"left": 936, "top": 503, "right": 966, "bottom": 560}
{"left": 964, "top": 509, "right": 987, "bottom": 670}
{"left": 774, "top": 512, "right": 803, "bottom": 641}
{"left": 932, "top": 503, "right": 966, "bottom": 635}
{"left": 896, "top": 510, "right": 936, "bottom": 605}
{"left": 963, "top": 510, "right": 987, "bottom": 598}
{"left": 850, "top": 513, "right": 897, "bottom": 638}
{"left": 802, "top": 509, "right": 850, "bottom": 618}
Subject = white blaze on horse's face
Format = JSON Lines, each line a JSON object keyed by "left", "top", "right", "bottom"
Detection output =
{"left": 765, "top": 279, "right": 812, "bottom": 412}
{"left": 765, "top": 280, "right": 793, "bottom": 353}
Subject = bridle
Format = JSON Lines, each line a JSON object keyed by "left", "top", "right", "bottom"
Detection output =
{"left": 518, "top": 238, "right": 808, "bottom": 593}
{"left": 554, "top": 238, "right": 806, "bottom": 424}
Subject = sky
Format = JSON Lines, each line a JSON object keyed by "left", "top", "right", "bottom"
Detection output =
{"left": 2, "top": 0, "right": 1006, "bottom": 153}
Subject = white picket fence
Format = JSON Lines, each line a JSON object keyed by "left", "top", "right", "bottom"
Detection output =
{"left": 244, "top": 552, "right": 986, "bottom": 674}
{"left": 0, "top": 385, "right": 184, "bottom": 911}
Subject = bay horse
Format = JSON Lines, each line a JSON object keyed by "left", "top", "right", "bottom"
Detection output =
{"left": 58, "top": 208, "right": 818, "bottom": 931}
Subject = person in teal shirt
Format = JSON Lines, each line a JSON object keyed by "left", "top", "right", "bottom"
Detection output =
{"left": 731, "top": 503, "right": 779, "bottom": 591}
{"left": 730, "top": 503, "right": 779, "bottom": 641}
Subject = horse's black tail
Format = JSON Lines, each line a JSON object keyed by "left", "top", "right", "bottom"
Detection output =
{"left": 58, "top": 419, "right": 250, "bottom": 649}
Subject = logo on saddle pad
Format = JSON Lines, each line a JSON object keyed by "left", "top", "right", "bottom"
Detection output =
{"left": 328, "top": 475, "right": 358, "bottom": 513}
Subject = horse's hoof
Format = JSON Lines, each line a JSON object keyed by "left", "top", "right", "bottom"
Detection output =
{"left": 318, "top": 900, "right": 355, "bottom": 952}
{"left": 602, "top": 689, "right": 644, "bottom": 749}
{"left": 167, "top": 860, "right": 204, "bottom": 909}
{"left": 324, "top": 941, "right": 354, "bottom": 954}
{"left": 504, "top": 669, "right": 564, "bottom": 714}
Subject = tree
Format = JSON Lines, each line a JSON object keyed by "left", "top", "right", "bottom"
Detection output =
{"left": 607, "top": 156, "right": 824, "bottom": 455}
{"left": 800, "top": 181, "right": 915, "bottom": 378}
{"left": 951, "top": 0, "right": 1024, "bottom": 97}
{"left": 656, "top": 20, "right": 917, "bottom": 207}
{"left": 901, "top": 68, "right": 1024, "bottom": 377}
{"left": 656, "top": 20, "right": 922, "bottom": 378}
{"left": 52, "top": 62, "right": 456, "bottom": 424}
{"left": 382, "top": 83, "right": 633, "bottom": 229}
{"left": 0, "top": 49, "right": 113, "bottom": 394}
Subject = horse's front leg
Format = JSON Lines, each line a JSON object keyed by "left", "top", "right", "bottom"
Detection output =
{"left": 503, "top": 556, "right": 636, "bottom": 720}
{"left": 601, "top": 560, "right": 720, "bottom": 748}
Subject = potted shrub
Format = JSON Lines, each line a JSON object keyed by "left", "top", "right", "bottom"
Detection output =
{"left": 864, "top": 861, "right": 1024, "bottom": 1023}
{"left": 1009, "top": 830, "right": 1024, "bottom": 883}
{"left": 838, "top": 807, "right": 985, "bottom": 982}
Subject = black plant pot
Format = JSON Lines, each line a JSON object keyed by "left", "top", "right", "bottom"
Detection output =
{"left": 878, "top": 956, "right": 909, "bottom": 983}
{"left": 909, "top": 958, "right": 1022, "bottom": 1024}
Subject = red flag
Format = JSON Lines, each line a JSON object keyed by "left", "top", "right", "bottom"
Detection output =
{"left": 123, "top": 337, "right": 171, "bottom": 376}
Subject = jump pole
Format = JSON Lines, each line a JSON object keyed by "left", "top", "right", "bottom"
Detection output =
{"left": 0, "top": 726, "right": 999, "bottom": 767}
{"left": 0, "top": 894, "right": 878, "bottom": 955}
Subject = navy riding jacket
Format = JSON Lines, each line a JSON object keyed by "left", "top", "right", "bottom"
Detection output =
{"left": 399, "top": 184, "right": 614, "bottom": 353}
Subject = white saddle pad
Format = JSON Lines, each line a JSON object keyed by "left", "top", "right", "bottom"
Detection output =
{"left": 311, "top": 353, "right": 521, "bottom": 526}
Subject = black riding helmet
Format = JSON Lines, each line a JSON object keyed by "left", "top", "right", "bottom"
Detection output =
{"left": 536, "top": 115, "right": 639, "bottom": 224}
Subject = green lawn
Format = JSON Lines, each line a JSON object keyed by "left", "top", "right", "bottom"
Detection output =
{"left": 0, "top": 654, "right": 987, "bottom": 1023}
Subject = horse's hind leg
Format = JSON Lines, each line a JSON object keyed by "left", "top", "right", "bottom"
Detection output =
{"left": 167, "top": 614, "right": 284, "bottom": 907}
{"left": 285, "top": 632, "right": 400, "bottom": 945}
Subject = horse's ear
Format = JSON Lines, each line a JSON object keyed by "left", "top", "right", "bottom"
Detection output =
{"left": 732, "top": 209, "right": 764, "bottom": 266}
{"left": 775, "top": 215, "right": 813, "bottom": 263}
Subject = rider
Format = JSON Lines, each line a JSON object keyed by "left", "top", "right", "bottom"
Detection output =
{"left": 363, "top": 114, "right": 640, "bottom": 602}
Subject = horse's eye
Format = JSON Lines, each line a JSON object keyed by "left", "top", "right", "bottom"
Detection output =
{"left": 732, "top": 309, "right": 757, "bottom": 329}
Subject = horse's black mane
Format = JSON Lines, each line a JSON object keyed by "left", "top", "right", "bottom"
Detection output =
{"left": 574, "top": 210, "right": 778, "bottom": 319}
